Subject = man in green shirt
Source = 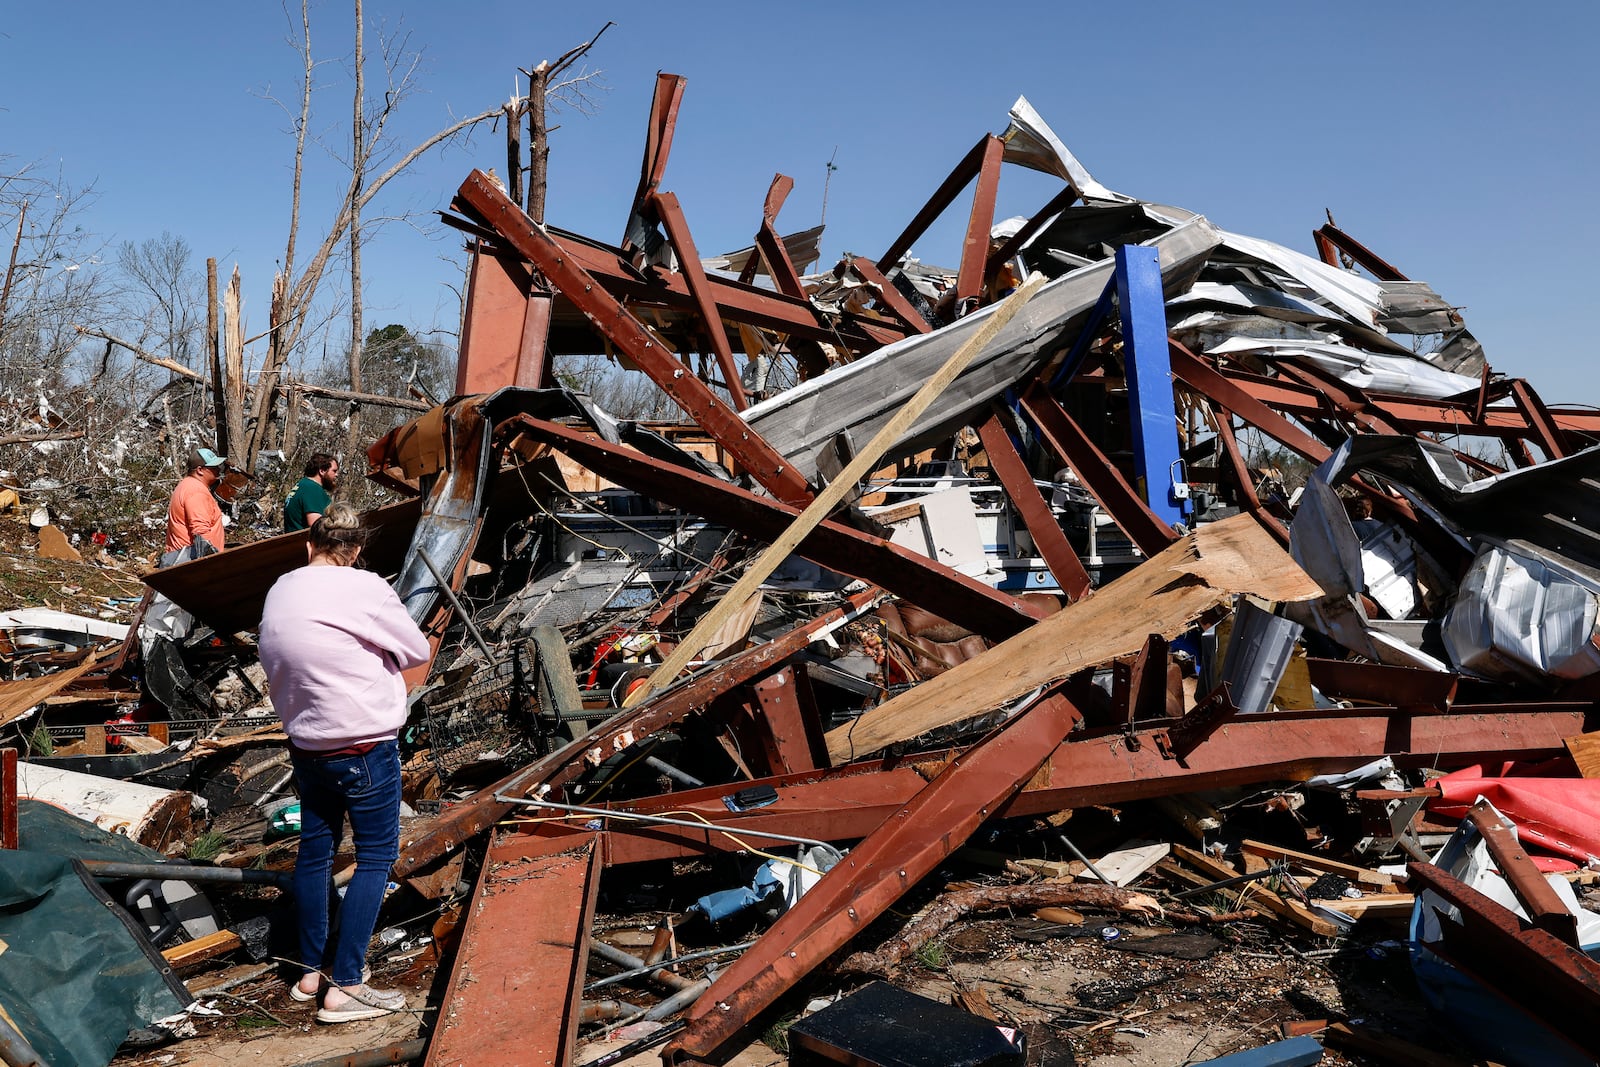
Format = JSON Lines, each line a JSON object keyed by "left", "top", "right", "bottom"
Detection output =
{"left": 284, "top": 453, "right": 340, "bottom": 531}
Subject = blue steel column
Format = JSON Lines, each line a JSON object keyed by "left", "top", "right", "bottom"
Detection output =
{"left": 1116, "top": 245, "right": 1189, "bottom": 528}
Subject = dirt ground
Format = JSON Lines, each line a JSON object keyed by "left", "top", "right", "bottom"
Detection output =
{"left": 108, "top": 899, "right": 1462, "bottom": 1067}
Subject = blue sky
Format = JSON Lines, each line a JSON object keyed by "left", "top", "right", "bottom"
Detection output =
{"left": 4, "top": 2, "right": 1597, "bottom": 402}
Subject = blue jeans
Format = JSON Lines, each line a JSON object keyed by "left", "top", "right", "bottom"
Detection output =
{"left": 290, "top": 740, "right": 401, "bottom": 987}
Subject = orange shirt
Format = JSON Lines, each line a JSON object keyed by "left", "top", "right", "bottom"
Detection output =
{"left": 165, "top": 474, "right": 225, "bottom": 553}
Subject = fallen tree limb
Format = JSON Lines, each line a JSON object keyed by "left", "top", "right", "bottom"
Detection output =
{"left": 0, "top": 429, "right": 85, "bottom": 447}
{"left": 290, "top": 380, "right": 432, "bottom": 412}
{"left": 75, "top": 326, "right": 205, "bottom": 383}
{"left": 837, "top": 882, "right": 1162, "bottom": 975}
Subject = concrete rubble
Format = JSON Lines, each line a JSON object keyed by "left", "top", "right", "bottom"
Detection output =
{"left": 3, "top": 75, "right": 1600, "bottom": 1067}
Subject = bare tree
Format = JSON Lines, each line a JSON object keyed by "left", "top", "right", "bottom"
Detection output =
{"left": 513, "top": 22, "right": 613, "bottom": 221}
{"left": 242, "top": 0, "right": 504, "bottom": 474}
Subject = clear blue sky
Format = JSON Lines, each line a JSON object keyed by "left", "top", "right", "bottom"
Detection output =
{"left": 4, "top": 2, "right": 1596, "bottom": 402}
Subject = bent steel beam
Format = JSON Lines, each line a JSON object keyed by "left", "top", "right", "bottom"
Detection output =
{"left": 521, "top": 704, "right": 1587, "bottom": 868}
{"left": 664, "top": 693, "right": 1084, "bottom": 1063}
{"left": 652, "top": 190, "right": 749, "bottom": 409}
{"left": 454, "top": 169, "right": 813, "bottom": 505}
{"left": 976, "top": 408, "right": 1092, "bottom": 599}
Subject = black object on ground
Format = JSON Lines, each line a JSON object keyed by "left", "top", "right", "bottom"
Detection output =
{"left": 788, "top": 981, "right": 1026, "bottom": 1067}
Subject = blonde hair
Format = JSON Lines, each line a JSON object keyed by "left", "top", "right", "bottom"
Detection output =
{"left": 306, "top": 501, "right": 368, "bottom": 565}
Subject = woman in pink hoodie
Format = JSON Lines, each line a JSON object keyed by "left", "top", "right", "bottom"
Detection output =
{"left": 259, "top": 502, "right": 430, "bottom": 1023}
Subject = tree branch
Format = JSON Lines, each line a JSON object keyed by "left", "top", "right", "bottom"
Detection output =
{"left": 74, "top": 326, "right": 205, "bottom": 383}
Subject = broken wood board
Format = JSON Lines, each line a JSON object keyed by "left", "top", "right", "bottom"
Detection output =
{"left": 1171, "top": 844, "right": 1340, "bottom": 938}
{"left": 163, "top": 929, "right": 242, "bottom": 968}
{"left": 824, "top": 513, "right": 1322, "bottom": 762}
{"left": 1014, "top": 842, "right": 1170, "bottom": 887}
{"left": 1239, "top": 840, "right": 1396, "bottom": 890}
{"left": 1315, "top": 893, "right": 1414, "bottom": 920}
{"left": 1564, "top": 730, "right": 1600, "bottom": 779}
{"left": 0, "top": 653, "right": 103, "bottom": 728}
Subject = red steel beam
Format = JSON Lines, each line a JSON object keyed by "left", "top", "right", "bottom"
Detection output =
{"left": 877, "top": 136, "right": 993, "bottom": 273}
{"left": 985, "top": 182, "right": 1081, "bottom": 282}
{"left": 0, "top": 749, "right": 15, "bottom": 850}
{"left": 841, "top": 256, "right": 934, "bottom": 335}
{"left": 524, "top": 704, "right": 1586, "bottom": 867}
{"left": 652, "top": 190, "right": 749, "bottom": 409}
{"left": 423, "top": 832, "right": 601, "bottom": 1067}
{"left": 1465, "top": 798, "right": 1579, "bottom": 945}
{"left": 665, "top": 693, "right": 1084, "bottom": 1063}
{"left": 1509, "top": 378, "right": 1568, "bottom": 461}
{"left": 976, "top": 408, "right": 1093, "bottom": 600}
{"left": 509, "top": 416, "right": 1043, "bottom": 642}
{"left": 547, "top": 228, "right": 906, "bottom": 351}
{"left": 754, "top": 175, "right": 807, "bottom": 300}
{"left": 747, "top": 667, "right": 822, "bottom": 775}
{"left": 1018, "top": 382, "right": 1178, "bottom": 557}
{"left": 954, "top": 136, "right": 1004, "bottom": 311}
{"left": 622, "top": 73, "right": 686, "bottom": 252}
{"left": 1311, "top": 223, "right": 1408, "bottom": 282}
{"left": 1209, "top": 407, "right": 1290, "bottom": 547}
{"left": 1408, "top": 860, "right": 1600, "bottom": 1059}
{"left": 454, "top": 169, "right": 813, "bottom": 506}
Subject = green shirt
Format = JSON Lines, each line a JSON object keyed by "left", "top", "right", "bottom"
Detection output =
{"left": 284, "top": 477, "right": 332, "bottom": 531}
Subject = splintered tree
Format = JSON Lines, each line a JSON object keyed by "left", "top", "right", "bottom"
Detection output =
{"left": 244, "top": 0, "right": 504, "bottom": 474}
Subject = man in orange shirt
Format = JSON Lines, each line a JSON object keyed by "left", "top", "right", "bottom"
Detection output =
{"left": 165, "top": 447, "right": 227, "bottom": 559}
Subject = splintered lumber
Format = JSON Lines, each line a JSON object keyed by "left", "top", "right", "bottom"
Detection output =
{"left": 163, "top": 930, "right": 242, "bottom": 968}
{"left": 631, "top": 272, "right": 1048, "bottom": 705}
{"left": 1239, "top": 840, "right": 1395, "bottom": 890}
{"left": 1171, "top": 844, "right": 1340, "bottom": 938}
{"left": 838, "top": 882, "right": 1161, "bottom": 975}
{"left": 825, "top": 512, "right": 1322, "bottom": 762}
{"left": 1315, "top": 893, "right": 1415, "bottom": 920}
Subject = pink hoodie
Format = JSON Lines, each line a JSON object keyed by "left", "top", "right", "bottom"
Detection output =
{"left": 258, "top": 566, "right": 431, "bottom": 752}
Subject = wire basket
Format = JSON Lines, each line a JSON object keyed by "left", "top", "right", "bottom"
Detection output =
{"left": 420, "top": 645, "right": 543, "bottom": 781}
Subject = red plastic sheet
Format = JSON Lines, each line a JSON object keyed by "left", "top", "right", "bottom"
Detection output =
{"left": 1430, "top": 765, "right": 1600, "bottom": 865}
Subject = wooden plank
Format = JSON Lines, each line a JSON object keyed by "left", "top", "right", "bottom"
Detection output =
{"left": 1080, "top": 842, "right": 1169, "bottom": 887}
{"left": 824, "top": 513, "right": 1322, "bottom": 762}
{"left": 1564, "top": 731, "right": 1600, "bottom": 779}
{"left": 1171, "top": 844, "right": 1339, "bottom": 937}
{"left": 632, "top": 272, "right": 1049, "bottom": 703}
{"left": 164, "top": 929, "right": 242, "bottom": 968}
{"left": 1315, "top": 893, "right": 1415, "bottom": 919}
{"left": 1239, "top": 840, "right": 1396, "bottom": 890}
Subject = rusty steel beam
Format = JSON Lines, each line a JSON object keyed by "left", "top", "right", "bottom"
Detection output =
{"left": 391, "top": 591, "right": 883, "bottom": 881}
{"left": 1409, "top": 860, "right": 1600, "bottom": 1059}
{"left": 509, "top": 416, "right": 1042, "bottom": 641}
{"left": 1311, "top": 223, "right": 1408, "bottom": 281}
{"left": 664, "top": 694, "right": 1084, "bottom": 1063}
{"left": 976, "top": 408, "right": 1092, "bottom": 600}
{"left": 954, "top": 136, "right": 1005, "bottom": 310}
{"left": 754, "top": 175, "right": 807, "bottom": 299}
{"left": 544, "top": 228, "right": 906, "bottom": 351}
{"left": 454, "top": 170, "right": 812, "bottom": 506}
{"left": 842, "top": 255, "right": 933, "bottom": 335}
{"left": 747, "top": 667, "right": 822, "bottom": 775}
{"left": 1018, "top": 382, "right": 1178, "bottom": 557}
{"left": 522, "top": 704, "right": 1586, "bottom": 867}
{"left": 985, "top": 181, "right": 1081, "bottom": 282}
{"left": 1465, "top": 798, "right": 1579, "bottom": 946}
{"left": 1168, "top": 341, "right": 1332, "bottom": 465}
{"left": 1510, "top": 378, "right": 1568, "bottom": 460}
{"left": 877, "top": 136, "right": 994, "bottom": 273}
{"left": 423, "top": 833, "right": 601, "bottom": 1067}
{"left": 1307, "top": 659, "right": 1459, "bottom": 712}
{"left": 651, "top": 190, "right": 749, "bottom": 409}
{"left": 622, "top": 72, "right": 686, "bottom": 253}
{"left": 1209, "top": 407, "right": 1290, "bottom": 547}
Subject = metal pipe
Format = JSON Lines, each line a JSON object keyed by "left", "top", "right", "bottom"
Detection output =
{"left": 494, "top": 794, "right": 841, "bottom": 856}
{"left": 590, "top": 940, "right": 696, "bottom": 992}
{"left": 288, "top": 1038, "right": 425, "bottom": 1067}
{"left": 1171, "top": 863, "right": 1287, "bottom": 901}
{"left": 82, "top": 861, "right": 294, "bottom": 889}
{"left": 0, "top": 1008, "right": 46, "bottom": 1067}
{"left": 644, "top": 755, "right": 704, "bottom": 789}
{"left": 641, "top": 978, "right": 709, "bottom": 1022}
{"left": 582, "top": 1020, "right": 686, "bottom": 1067}
{"left": 417, "top": 549, "right": 495, "bottom": 661}
{"left": 1056, "top": 832, "right": 1113, "bottom": 886}
{"left": 584, "top": 940, "right": 756, "bottom": 994}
